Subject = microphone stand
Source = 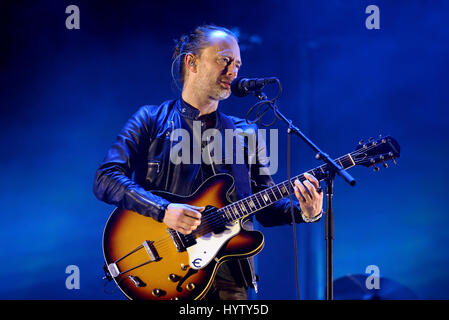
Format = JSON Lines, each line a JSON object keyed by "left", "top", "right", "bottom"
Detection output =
{"left": 253, "top": 90, "right": 356, "bottom": 300}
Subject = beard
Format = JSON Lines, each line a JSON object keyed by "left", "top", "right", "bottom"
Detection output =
{"left": 194, "top": 73, "right": 232, "bottom": 101}
{"left": 208, "top": 80, "right": 232, "bottom": 101}
{"left": 211, "top": 85, "right": 231, "bottom": 100}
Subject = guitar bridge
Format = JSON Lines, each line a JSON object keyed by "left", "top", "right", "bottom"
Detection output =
{"left": 107, "top": 262, "right": 120, "bottom": 278}
{"left": 142, "top": 240, "right": 160, "bottom": 261}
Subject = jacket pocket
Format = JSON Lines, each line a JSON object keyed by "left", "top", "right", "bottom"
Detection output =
{"left": 146, "top": 160, "right": 161, "bottom": 183}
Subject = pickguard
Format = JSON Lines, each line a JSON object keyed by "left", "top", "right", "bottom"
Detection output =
{"left": 187, "top": 220, "right": 240, "bottom": 269}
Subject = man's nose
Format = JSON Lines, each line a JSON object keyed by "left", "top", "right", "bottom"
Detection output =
{"left": 226, "top": 63, "right": 238, "bottom": 79}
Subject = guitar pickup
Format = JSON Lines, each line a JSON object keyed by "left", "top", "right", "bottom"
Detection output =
{"left": 143, "top": 240, "right": 160, "bottom": 261}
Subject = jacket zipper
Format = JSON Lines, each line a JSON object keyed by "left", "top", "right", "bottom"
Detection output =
{"left": 128, "top": 189, "right": 162, "bottom": 211}
{"left": 148, "top": 161, "right": 160, "bottom": 173}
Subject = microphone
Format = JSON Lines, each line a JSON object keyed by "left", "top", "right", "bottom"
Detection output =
{"left": 231, "top": 77, "right": 278, "bottom": 97}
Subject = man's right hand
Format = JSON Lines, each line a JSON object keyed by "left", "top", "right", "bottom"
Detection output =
{"left": 163, "top": 203, "right": 204, "bottom": 235}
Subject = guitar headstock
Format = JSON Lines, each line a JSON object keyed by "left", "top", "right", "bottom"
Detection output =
{"left": 352, "top": 135, "right": 401, "bottom": 171}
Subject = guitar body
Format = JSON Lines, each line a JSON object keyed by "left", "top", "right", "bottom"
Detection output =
{"left": 102, "top": 173, "right": 264, "bottom": 300}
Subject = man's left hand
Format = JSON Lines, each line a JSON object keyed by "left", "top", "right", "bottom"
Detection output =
{"left": 293, "top": 172, "right": 323, "bottom": 219}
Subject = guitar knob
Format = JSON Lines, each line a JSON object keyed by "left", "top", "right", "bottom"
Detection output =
{"left": 128, "top": 275, "right": 146, "bottom": 288}
{"left": 169, "top": 274, "right": 180, "bottom": 282}
{"left": 180, "top": 263, "right": 188, "bottom": 271}
{"left": 186, "top": 283, "right": 195, "bottom": 291}
{"left": 152, "top": 288, "right": 164, "bottom": 297}
{"left": 383, "top": 162, "right": 388, "bottom": 168}
{"left": 359, "top": 140, "right": 364, "bottom": 145}
{"left": 373, "top": 166, "right": 379, "bottom": 172}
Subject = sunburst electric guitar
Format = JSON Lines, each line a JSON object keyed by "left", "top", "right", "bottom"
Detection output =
{"left": 102, "top": 136, "right": 400, "bottom": 300}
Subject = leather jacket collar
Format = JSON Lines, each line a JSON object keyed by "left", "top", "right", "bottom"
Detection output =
{"left": 177, "top": 98, "right": 201, "bottom": 120}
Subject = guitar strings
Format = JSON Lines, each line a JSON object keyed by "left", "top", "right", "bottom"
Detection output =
{"left": 144, "top": 156, "right": 358, "bottom": 254}
{"left": 115, "top": 154, "right": 351, "bottom": 267}
{"left": 174, "top": 146, "right": 368, "bottom": 235}
{"left": 118, "top": 144, "right": 382, "bottom": 262}
{"left": 141, "top": 145, "right": 377, "bottom": 253}
{"left": 160, "top": 144, "right": 372, "bottom": 250}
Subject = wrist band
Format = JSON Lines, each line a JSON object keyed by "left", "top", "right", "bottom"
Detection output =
{"left": 301, "top": 209, "right": 323, "bottom": 223}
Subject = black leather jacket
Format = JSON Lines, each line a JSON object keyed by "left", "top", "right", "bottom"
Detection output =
{"left": 93, "top": 98, "right": 308, "bottom": 290}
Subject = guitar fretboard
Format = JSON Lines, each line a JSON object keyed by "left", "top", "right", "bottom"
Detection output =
{"left": 219, "top": 153, "right": 356, "bottom": 222}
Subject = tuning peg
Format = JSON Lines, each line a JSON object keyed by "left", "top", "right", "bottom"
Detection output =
{"left": 368, "top": 137, "right": 374, "bottom": 142}
{"left": 387, "top": 152, "right": 398, "bottom": 165}
{"left": 359, "top": 140, "right": 364, "bottom": 145}
{"left": 373, "top": 166, "right": 380, "bottom": 172}
{"left": 383, "top": 162, "right": 388, "bottom": 168}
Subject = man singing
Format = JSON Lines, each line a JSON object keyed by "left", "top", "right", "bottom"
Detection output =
{"left": 94, "top": 25, "right": 323, "bottom": 300}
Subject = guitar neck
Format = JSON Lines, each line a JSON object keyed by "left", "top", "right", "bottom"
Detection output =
{"left": 219, "top": 153, "right": 356, "bottom": 222}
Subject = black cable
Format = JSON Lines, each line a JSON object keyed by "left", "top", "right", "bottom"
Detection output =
{"left": 287, "top": 129, "right": 301, "bottom": 300}
{"left": 245, "top": 80, "right": 301, "bottom": 299}
{"left": 245, "top": 79, "right": 282, "bottom": 127}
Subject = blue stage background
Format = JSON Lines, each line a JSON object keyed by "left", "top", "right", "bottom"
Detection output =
{"left": 1, "top": 0, "right": 448, "bottom": 299}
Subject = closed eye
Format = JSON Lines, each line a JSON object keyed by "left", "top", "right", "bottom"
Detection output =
{"left": 220, "top": 56, "right": 241, "bottom": 70}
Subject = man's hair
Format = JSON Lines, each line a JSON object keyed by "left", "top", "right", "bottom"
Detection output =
{"left": 172, "top": 24, "right": 239, "bottom": 85}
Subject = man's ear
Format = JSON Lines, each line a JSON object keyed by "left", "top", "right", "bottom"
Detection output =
{"left": 185, "top": 54, "right": 197, "bottom": 73}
